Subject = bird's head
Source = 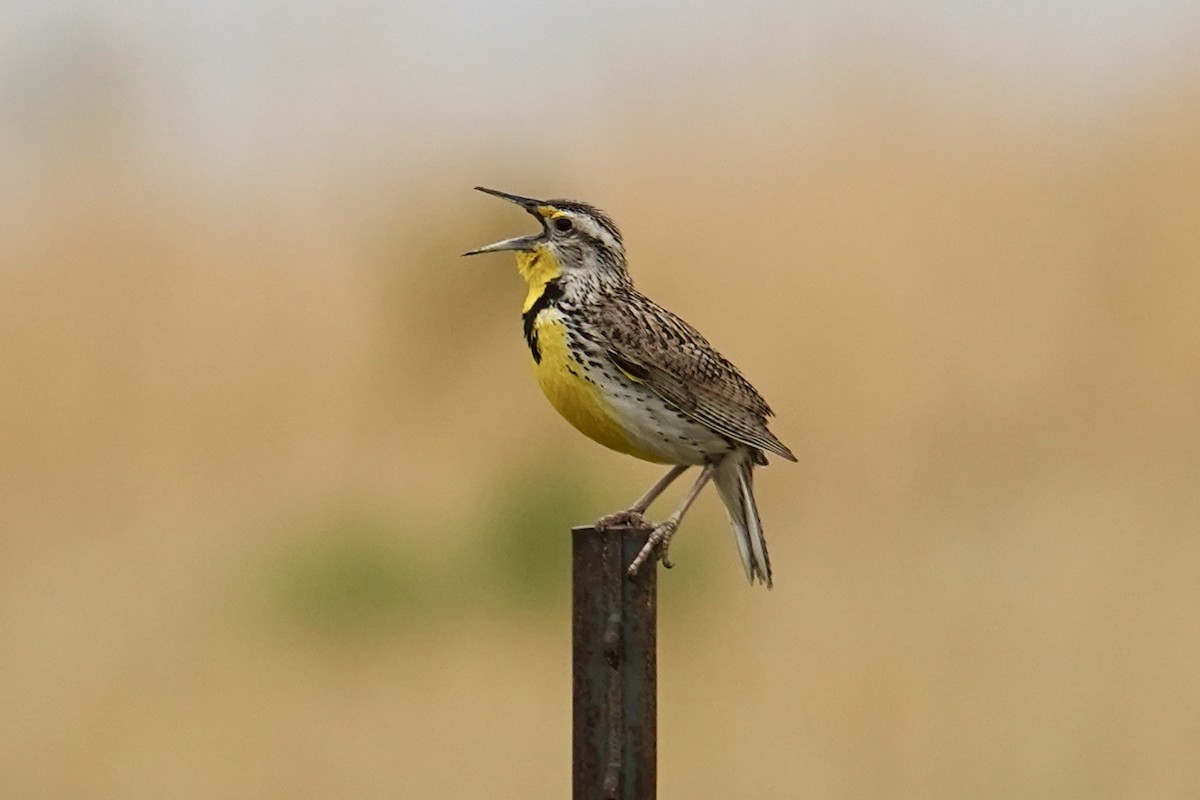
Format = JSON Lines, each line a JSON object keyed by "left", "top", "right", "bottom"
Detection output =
{"left": 464, "top": 187, "right": 629, "bottom": 287}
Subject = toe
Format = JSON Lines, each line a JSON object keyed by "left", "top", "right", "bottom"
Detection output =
{"left": 596, "top": 510, "right": 651, "bottom": 531}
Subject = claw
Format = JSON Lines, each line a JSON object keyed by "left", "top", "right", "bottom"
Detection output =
{"left": 626, "top": 520, "right": 678, "bottom": 577}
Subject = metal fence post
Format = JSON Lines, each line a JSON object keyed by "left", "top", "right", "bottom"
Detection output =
{"left": 572, "top": 525, "right": 657, "bottom": 800}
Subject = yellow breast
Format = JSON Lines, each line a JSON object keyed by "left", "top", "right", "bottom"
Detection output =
{"left": 530, "top": 312, "right": 668, "bottom": 464}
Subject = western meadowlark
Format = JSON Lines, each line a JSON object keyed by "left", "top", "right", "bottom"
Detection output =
{"left": 465, "top": 187, "right": 795, "bottom": 587}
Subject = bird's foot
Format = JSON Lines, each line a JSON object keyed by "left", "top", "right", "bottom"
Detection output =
{"left": 626, "top": 519, "right": 679, "bottom": 578}
{"left": 595, "top": 509, "right": 652, "bottom": 531}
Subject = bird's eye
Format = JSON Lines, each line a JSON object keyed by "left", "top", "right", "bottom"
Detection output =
{"left": 553, "top": 216, "right": 574, "bottom": 233}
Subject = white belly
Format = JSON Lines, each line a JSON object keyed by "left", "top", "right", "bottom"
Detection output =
{"left": 592, "top": 370, "right": 732, "bottom": 465}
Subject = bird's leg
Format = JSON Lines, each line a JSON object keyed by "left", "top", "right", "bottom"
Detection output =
{"left": 595, "top": 464, "right": 689, "bottom": 531}
{"left": 627, "top": 463, "right": 715, "bottom": 577}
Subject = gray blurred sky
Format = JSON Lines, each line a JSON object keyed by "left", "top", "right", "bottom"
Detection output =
{"left": 3, "top": 0, "right": 1199, "bottom": 178}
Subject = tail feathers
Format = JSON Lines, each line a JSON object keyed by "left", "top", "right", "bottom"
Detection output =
{"left": 713, "top": 451, "right": 773, "bottom": 588}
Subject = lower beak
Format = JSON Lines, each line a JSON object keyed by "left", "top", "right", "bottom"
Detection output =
{"left": 462, "top": 234, "right": 541, "bottom": 256}
{"left": 463, "top": 186, "right": 547, "bottom": 256}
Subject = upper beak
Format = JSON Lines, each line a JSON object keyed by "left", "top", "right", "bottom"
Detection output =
{"left": 462, "top": 186, "right": 547, "bottom": 256}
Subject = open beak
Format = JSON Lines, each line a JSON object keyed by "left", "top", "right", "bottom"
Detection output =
{"left": 463, "top": 187, "right": 548, "bottom": 256}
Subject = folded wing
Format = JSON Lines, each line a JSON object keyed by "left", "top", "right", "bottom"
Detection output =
{"left": 589, "top": 288, "right": 797, "bottom": 463}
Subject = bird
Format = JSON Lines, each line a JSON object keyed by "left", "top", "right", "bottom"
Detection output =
{"left": 464, "top": 187, "right": 795, "bottom": 587}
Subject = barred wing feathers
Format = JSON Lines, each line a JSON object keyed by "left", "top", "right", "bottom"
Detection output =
{"left": 590, "top": 289, "right": 797, "bottom": 463}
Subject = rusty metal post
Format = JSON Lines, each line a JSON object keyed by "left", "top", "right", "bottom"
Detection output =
{"left": 572, "top": 525, "right": 656, "bottom": 800}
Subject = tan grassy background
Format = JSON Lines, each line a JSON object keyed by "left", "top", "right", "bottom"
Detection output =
{"left": 3, "top": 7, "right": 1200, "bottom": 797}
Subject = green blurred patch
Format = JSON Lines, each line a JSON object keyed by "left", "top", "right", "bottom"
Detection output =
{"left": 475, "top": 460, "right": 729, "bottom": 615}
{"left": 480, "top": 460, "right": 594, "bottom": 611}
{"left": 273, "top": 510, "right": 429, "bottom": 640}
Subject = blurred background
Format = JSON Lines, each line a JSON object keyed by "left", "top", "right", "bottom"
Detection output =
{"left": 3, "top": 1, "right": 1199, "bottom": 797}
